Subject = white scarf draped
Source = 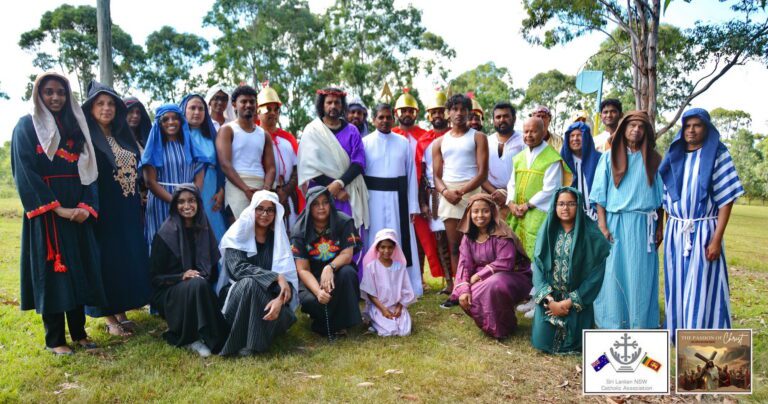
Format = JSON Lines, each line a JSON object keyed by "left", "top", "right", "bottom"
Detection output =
{"left": 218, "top": 190, "right": 299, "bottom": 310}
{"left": 30, "top": 72, "right": 97, "bottom": 185}
{"left": 297, "top": 118, "right": 369, "bottom": 229}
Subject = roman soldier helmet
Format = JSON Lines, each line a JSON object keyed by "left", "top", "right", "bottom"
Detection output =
{"left": 257, "top": 80, "right": 282, "bottom": 114}
{"left": 425, "top": 88, "right": 447, "bottom": 120}
{"left": 468, "top": 92, "right": 483, "bottom": 118}
{"left": 394, "top": 88, "right": 419, "bottom": 112}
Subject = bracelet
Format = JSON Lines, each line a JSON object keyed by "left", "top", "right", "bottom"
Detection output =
{"left": 332, "top": 179, "right": 345, "bottom": 188}
{"left": 329, "top": 262, "right": 337, "bottom": 272}
{"left": 440, "top": 188, "right": 447, "bottom": 195}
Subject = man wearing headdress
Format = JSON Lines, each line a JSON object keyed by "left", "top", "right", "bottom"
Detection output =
{"left": 346, "top": 95, "right": 370, "bottom": 136}
{"left": 257, "top": 82, "right": 303, "bottom": 229}
{"left": 468, "top": 93, "right": 484, "bottom": 131}
{"left": 590, "top": 111, "right": 664, "bottom": 329}
{"left": 297, "top": 87, "right": 368, "bottom": 231}
{"left": 659, "top": 108, "right": 744, "bottom": 341}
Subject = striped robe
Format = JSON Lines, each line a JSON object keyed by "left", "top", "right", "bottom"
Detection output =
{"left": 144, "top": 140, "right": 196, "bottom": 249}
{"left": 663, "top": 147, "right": 744, "bottom": 341}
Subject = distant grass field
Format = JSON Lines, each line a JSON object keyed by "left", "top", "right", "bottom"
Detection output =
{"left": 0, "top": 197, "right": 764, "bottom": 402}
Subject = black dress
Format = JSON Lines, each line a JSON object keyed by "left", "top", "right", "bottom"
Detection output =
{"left": 218, "top": 231, "right": 296, "bottom": 355}
{"left": 149, "top": 230, "right": 228, "bottom": 352}
{"left": 12, "top": 114, "right": 106, "bottom": 314}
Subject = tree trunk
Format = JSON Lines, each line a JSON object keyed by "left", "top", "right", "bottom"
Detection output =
{"left": 97, "top": 0, "right": 113, "bottom": 88}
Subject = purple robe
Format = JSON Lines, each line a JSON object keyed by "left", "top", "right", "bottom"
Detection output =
{"left": 309, "top": 123, "right": 366, "bottom": 217}
{"left": 451, "top": 236, "right": 533, "bottom": 338}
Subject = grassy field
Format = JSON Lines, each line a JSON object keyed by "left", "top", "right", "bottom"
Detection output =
{"left": 0, "top": 197, "right": 765, "bottom": 403}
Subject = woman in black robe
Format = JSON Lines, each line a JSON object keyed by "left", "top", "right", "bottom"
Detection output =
{"left": 217, "top": 190, "right": 298, "bottom": 355}
{"left": 291, "top": 186, "right": 362, "bottom": 338}
{"left": 11, "top": 72, "right": 105, "bottom": 355}
{"left": 148, "top": 185, "right": 228, "bottom": 357}
{"left": 81, "top": 81, "right": 150, "bottom": 336}
{"left": 123, "top": 96, "right": 151, "bottom": 149}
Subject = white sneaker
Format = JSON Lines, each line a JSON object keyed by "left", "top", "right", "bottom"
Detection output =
{"left": 516, "top": 299, "right": 535, "bottom": 313}
{"left": 524, "top": 308, "right": 535, "bottom": 319}
{"left": 187, "top": 340, "right": 212, "bottom": 358}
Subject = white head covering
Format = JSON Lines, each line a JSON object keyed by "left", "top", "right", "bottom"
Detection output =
{"left": 218, "top": 190, "right": 299, "bottom": 310}
{"left": 31, "top": 71, "right": 97, "bottom": 185}
{"left": 205, "top": 83, "right": 236, "bottom": 124}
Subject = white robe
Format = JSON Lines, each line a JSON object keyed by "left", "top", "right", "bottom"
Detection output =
{"left": 272, "top": 135, "right": 298, "bottom": 229}
{"left": 487, "top": 131, "right": 525, "bottom": 189}
{"left": 362, "top": 130, "right": 422, "bottom": 297}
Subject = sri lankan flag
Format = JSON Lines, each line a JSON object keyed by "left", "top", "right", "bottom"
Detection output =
{"left": 641, "top": 355, "right": 661, "bottom": 372}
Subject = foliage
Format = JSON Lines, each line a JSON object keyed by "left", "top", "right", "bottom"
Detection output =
{"left": 18, "top": 4, "right": 144, "bottom": 98}
{"left": 727, "top": 128, "right": 765, "bottom": 200}
{"left": 520, "top": 69, "right": 592, "bottom": 134}
{"left": 204, "top": 0, "right": 329, "bottom": 134}
{"left": 521, "top": 0, "right": 768, "bottom": 136}
{"left": 449, "top": 62, "right": 524, "bottom": 129}
{"left": 137, "top": 26, "right": 208, "bottom": 104}
{"left": 710, "top": 107, "right": 752, "bottom": 139}
{"left": 0, "top": 142, "right": 14, "bottom": 198}
{"left": 0, "top": 82, "right": 9, "bottom": 100}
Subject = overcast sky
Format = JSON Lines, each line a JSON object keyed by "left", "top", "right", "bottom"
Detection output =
{"left": 1, "top": 0, "right": 766, "bottom": 142}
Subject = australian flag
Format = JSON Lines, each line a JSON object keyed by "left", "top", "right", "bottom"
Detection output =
{"left": 591, "top": 354, "right": 610, "bottom": 372}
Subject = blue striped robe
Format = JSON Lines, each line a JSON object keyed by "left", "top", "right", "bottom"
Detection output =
{"left": 590, "top": 151, "right": 663, "bottom": 329}
{"left": 663, "top": 146, "right": 743, "bottom": 341}
{"left": 144, "top": 140, "right": 196, "bottom": 249}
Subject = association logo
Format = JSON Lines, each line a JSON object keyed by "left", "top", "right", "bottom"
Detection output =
{"left": 583, "top": 330, "right": 669, "bottom": 395}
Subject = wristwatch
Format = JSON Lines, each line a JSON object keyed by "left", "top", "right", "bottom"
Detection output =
{"left": 329, "top": 262, "right": 338, "bottom": 272}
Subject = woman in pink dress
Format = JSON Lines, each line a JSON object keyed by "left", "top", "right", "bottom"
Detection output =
{"left": 360, "top": 229, "right": 416, "bottom": 336}
{"left": 450, "top": 194, "right": 532, "bottom": 339}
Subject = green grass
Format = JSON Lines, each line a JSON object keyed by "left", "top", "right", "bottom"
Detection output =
{"left": 0, "top": 198, "right": 765, "bottom": 402}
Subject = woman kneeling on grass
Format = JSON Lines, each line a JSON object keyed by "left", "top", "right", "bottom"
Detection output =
{"left": 531, "top": 187, "right": 609, "bottom": 354}
{"left": 216, "top": 190, "right": 298, "bottom": 356}
{"left": 149, "top": 185, "right": 228, "bottom": 357}
{"left": 291, "top": 186, "right": 362, "bottom": 339}
{"left": 450, "top": 194, "right": 532, "bottom": 340}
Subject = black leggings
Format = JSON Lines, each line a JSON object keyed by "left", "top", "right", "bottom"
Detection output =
{"left": 42, "top": 306, "right": 87, "bottom": 348}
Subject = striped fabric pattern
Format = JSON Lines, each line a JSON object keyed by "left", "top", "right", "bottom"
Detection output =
{"left": 144, "top": 140, "right": 196, "bottom": 249}
{"left": 663, "top": 147, "right": 744, "bottom": 341}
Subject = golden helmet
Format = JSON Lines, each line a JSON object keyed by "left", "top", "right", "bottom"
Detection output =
{"left": 257, "top": 81, "right": 282, "bottom": 113}
{"left": 394, "top": 88, "right": 419, "bottom": 111}
{"left": 425, "top": 88, "right": 447, "bottom": 111}
{"left": 470, "top": 96, "right": 483, "bottom": 117}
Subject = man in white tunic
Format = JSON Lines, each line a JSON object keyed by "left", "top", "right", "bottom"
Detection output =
{"left": 482, "top": 102, "right": 524, "bottom": 218}
{"left": 593, "top": 99, "right": 622, "bottom": 152}
{"left": 363, "top": 104, "right": 422, "bottom": 297}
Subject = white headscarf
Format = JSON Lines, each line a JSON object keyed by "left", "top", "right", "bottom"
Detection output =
{"left": 218, "top": 190, "right": 299, "bottom": 310}
{"left": 31, "top": 72, "right": 97, "bottom": 185}
{"left": 205, "top": 83, "right": 236, "bottom": 125}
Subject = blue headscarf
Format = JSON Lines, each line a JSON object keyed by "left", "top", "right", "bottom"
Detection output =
{"left": 560, "top": 121, "right": 601, "bottom": 189}
{"left": 179, "top": 93, "right": 219, "bottom": 165}
{"left": 659, "top": 108, "right": 724, "bottom": 204}
{"left": 139, "top": 104, "right": 195, "bottom": 169}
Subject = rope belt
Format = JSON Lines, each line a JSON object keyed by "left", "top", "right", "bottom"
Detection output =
{"left": 667, "top": 215, "right": 718, "bottom": 257}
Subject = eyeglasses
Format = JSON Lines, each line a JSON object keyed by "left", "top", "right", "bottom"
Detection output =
{"left": 255, "top": 206, "right": 277, "bottom": 216}
{"left": 556, "top": 202, "right": 578, "bottom": 208}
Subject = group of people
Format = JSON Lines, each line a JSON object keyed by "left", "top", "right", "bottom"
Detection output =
{"left": 12, "top": 70, "right": 744, "bottom": 358}
{"left": 679, "top": 364, "right": 750, "bottom": 391}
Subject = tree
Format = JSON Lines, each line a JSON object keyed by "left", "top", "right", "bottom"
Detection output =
{"left": 586, "top": 24, "right": 692, "bottom": 114}
{"left": 323, "top": 0, "right": 455, "bottom": 108}
{"left": 727, "top": 128, "right": 764, "bottom": 201}
{"left": 204, "top": 0, "right": 330, "bottom": 133}
{"left": 449, "top": 62, "right": 524, "bottom": 126}
{"left": 710, "top": 107, "right": 752, "bottom": 140}
{"left": 137, "top": 26, "right": 208, "bottom": 104}
{"left": 521, "top": 0, "right": 768, "bottom": 136}
{"left": 19, "top": 4, "right": 144, "bottom": 98}
{"left": 521, "top": 70, "right": 590, "bottom": 134}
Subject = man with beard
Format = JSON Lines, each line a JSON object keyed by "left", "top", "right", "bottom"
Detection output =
{"left": 346, "top": 95, "right": 370, "bottom": 136}
{"left": 530, "top": 105, "right": 563, "bottom": 153}
{"left": 468, "top": 94, "right": 484, "bottom": 131}
{"left": 593, "top": 99, "right": 622, "bottom": 152}
{"left": 393, "top": 88, "right": 428, "bottom": 152}
{"left": 482, "top": 102, "right": 524, "bottom": 218}
{"left": 216, "top": 85, "right": 276, "bottom": 217}
{"left": 362, "top": 104, "right": 422, "bottom": 297}
{"left": 414, "top": 90, "right": 450, "bottom": 291}
{"left": 297, "top": 87, "right": 368, "bottom": 231}
{"left": 433, "top": 94, "right": 489, "bottom": 307}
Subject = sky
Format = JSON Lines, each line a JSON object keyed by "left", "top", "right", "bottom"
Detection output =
{"left": 0, "top": 0, "right": 766, "bottom": 142}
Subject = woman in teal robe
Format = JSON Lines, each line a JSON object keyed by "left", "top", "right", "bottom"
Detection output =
{"left": 531, "top": 187, "right": 610, "bottom": 354}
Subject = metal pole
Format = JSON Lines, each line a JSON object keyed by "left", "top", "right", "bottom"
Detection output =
{"left": 97, "top": 0, "right": 113, "bottom": 87}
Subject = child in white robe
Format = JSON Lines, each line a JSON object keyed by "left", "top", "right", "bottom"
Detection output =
{"left": 360, "top": 229, "right": 416, "bottom": 336}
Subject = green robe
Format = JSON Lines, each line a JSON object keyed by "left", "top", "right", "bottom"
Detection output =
{"left": 531, "top": 187, "right": 609, "bottom": 354}
{"left": 507, "top": 144, "right": 571, "bottom": 258}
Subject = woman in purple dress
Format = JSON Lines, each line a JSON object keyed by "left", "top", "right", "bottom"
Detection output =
{"left": 450, "top": 194, "right": 532, "bottom": 339}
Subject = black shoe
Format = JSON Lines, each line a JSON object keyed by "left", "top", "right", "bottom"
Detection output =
{"left": 440, "top": 299, "right": 458, "bottom": 309}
